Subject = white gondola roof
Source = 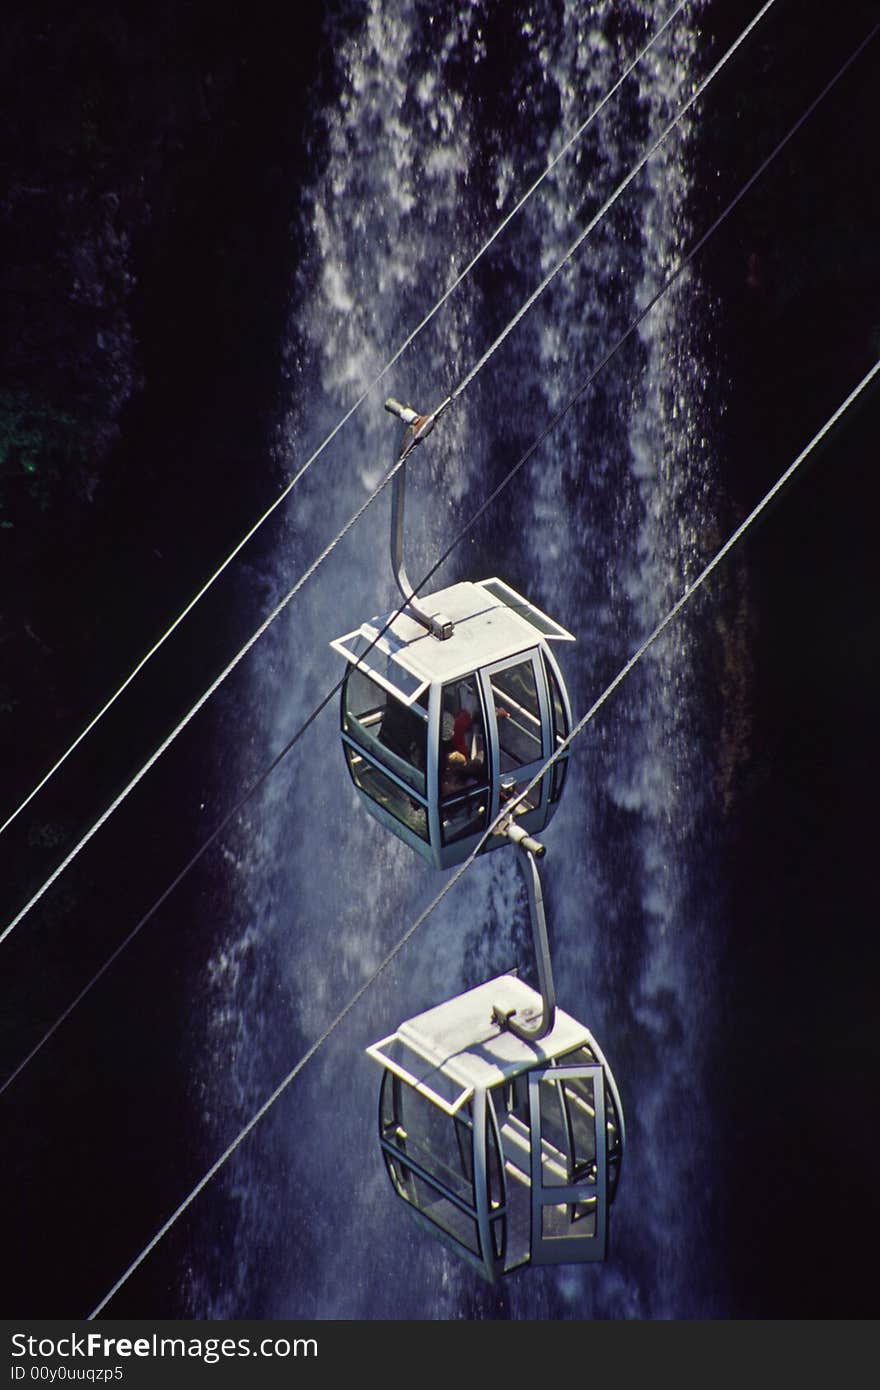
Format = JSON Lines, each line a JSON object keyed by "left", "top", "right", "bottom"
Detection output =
{"left": 331, "top": 577, "right": 574, "bottom": 706}
{"left": 366, "top": 974, "right": 591, "bottom": 1115}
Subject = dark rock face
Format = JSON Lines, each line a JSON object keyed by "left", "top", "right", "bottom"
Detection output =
{"left": 0, "top": 1, "right": 329, "bottom": 798}
{"left": 1, "top": 1, "right": 332, "bottom": 1319}
{"left": 3, "top": 0, "right": 879, "bottom": 1323}
{"left": 1, "top": 3, "right": 320, "bottom": 510}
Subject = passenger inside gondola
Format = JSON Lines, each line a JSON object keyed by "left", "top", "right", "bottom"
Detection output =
{"left": 440, "top": 677, "right": 486, "bottom": 772}
{"left": 439, "top": 680, "right": 489, "bottom": 842}
{"left": 439, "top": 750, "right": 469, "bottom": 798}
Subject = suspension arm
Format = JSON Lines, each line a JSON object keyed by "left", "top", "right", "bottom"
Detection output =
{"left": 385, "top": 397, "right": 453, "bottom": 641}
{"left": 492, "top": 830, "right": 556, "bottom": 1042}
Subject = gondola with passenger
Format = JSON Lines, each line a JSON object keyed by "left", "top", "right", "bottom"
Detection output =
{"left": 330, "top": 398, "right": 576, "bottom": 869}
{"left": 336, "top": 398, "right": 625, "bottom": 1277}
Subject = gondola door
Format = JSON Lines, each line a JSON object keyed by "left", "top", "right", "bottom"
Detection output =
{"left": 481, "top": 650, "right": 551, "bottom": 820}
{"left": 527, "top": 1063, "right": 610, "bottom": 1265}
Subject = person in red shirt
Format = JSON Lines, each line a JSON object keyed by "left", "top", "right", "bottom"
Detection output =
{"left": 452, "top": 708, "right": 473, "bottom": 757}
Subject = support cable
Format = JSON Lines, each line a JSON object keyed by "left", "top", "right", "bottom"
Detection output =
{"left": 0, "top": 1, "right": 691, "bottom": 842}
{"left": 0, "top": 455, "right": 409, "bottom": 947}
{"left": 0, "top": 0, "right": 769, "bottom": 944}
{"left": 87, "top": 355, "right": 880, "bottom": 1320}
{"left": 5, "top": 13, "right": 874, "bottom": 1089}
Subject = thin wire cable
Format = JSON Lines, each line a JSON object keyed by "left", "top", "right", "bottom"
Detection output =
{"left": 82, "top": 19, "right": 880, "bottom": 1310}
{"left": 0, "top": 1, "right": 691, "bottom": 842}
{"left": 88, "top": 355, "right": 880, "bottom": 1320}
{"left": 0, "top": 683, "right": 344, "bottom": 1098}
{"left": 1, "top": 0, "right": 765, "bottom": 944}
{"left": 7, "top": 12, "right": 875, "bottom": 1091}
{"left": 472, "top": 357, "right": 880, "bottom": 853}
{"left": 0, "top": 454, "right": 408, "bottom": 947}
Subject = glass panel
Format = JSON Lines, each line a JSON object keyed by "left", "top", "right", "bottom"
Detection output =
{"left": 380, "top": 1071, "right": 397, "bottom": 1135}
{"left": 401, "top": 1170, "right": 481, "bottom": 1256}
{"left": 557, "top": 1046, "right": 623, "bottom": 1193}
{"left": 479, "top": 578, "right": 574, "bottom": 641}
{"left": 343, "top": 667, "right": 427, "bottom": 795}
{"left": 541, "top": 1200, "right": 598, "bottom": 1240}
{"left": 439, "top": 675, "right": 489, "bottom": 845}
{"left": 503, "top": 1073, "right": 530, "bottom": 1126}
{"left": 486, "top": 1108, "right": 504, "bottom": 1214}
{"left": 560, "top": 1073, "right": 599, "bottom": 1182}
{"left": 543, "top": 654, "right": 569, "bottom": 743}
{"left": 542, "top": 655, "right": 569, "bottom": 805}
{"left": 336, "top": 630, "right": 428, "bottom": 703}
{"left": 344, "top": 745, "right": 429, "bottom": 842}
{"left": 529, "top": 1063, "right": 610, "bottom": 1262}
{"left": 439, "top": 675, "right": 488, "bottom": 783}
{"left": 536, "top": 1069, "right": 603, "bottom": 1189}
{"left": 440, "top": 786, "right": 489, "bottom": 846}
{"left": 490, "top": 659, "right": 544, "bottom": 771}
{"left": 375, "top": 1036, "right": 471, "bottom": 1111}
{"left": 536, "top": 1076, "right": 574, "bottom": 1188}
{"left": 501, "top": 1170, "right": 531, "bottom": 1271}
{"left": 396, "top": 1087, "right": 475, "bottom": 1207}
{"left": 380, "top": 1075, "right": 480, "bottom": 1258}
{"left": 491, "top": 1088, "right": 532, "bottom": 1272}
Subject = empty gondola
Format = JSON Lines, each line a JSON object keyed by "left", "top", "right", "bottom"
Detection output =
{"left": 366, "top": 833, "right": 624, "bottom": 1279}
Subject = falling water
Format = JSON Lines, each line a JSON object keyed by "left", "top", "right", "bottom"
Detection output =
{"left": 190, "top": 0, "right": 734, "bottom": 1320}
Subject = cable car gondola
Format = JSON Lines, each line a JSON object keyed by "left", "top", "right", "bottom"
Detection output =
{"left": 330, "top": 398, "right": 576, "bottom": 869}
{"left": 343, "top": 397, "right": 625, "bottom": 1277}
{"left": 366, "top": 832, "right": 625, "bottom": 1279}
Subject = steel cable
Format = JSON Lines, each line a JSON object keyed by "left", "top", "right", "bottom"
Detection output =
{"left": 1, "top": 0, "right": 758, "bottom": 943}
{"left": 84, "top": 20, "right": 880, "bottom": 1313}
{"left": 6, "top": 8, "right": 874, "bottom": 1097}
{"left": 88, "top": 354, "right": 880, "bottom": 1321}
{"left": 0, "top": 1, "right": 692, "bottom": 841}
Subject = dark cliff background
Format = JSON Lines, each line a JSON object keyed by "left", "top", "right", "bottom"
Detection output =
{"left": 1, "top": 0, "right": 879, "bottom": 1319}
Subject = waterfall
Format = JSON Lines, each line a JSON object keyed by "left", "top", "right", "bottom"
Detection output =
{"left": 191, "top": 0, "right": 732, "bottom": 1320}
